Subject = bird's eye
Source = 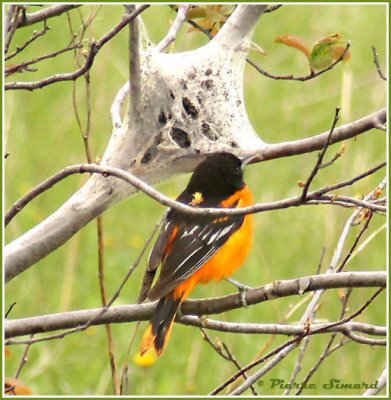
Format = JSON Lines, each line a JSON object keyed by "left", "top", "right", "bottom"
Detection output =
{"left": 235, "top": 166, "right": 241, "bottom": 174}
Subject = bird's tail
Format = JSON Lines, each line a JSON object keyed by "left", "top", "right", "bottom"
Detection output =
{"left": 138, "top": 295, "right": 182, "bottom": 360}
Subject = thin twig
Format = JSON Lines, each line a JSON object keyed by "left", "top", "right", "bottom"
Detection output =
{"left": 342, "top": 330, "right": 386, "bottom": 346}
{"left": 5, "top": 302, "right": 17, "bottom": 318}
{"left": 217, "top": 186, "right": 385, "bottom": 395}
{"left": 264, "top": 4, "right": 283, "bottom": 13}
{"left": 247, "top": 42, "right": 351, "bottom": 82}
{"left": 336, "top": 212, "right": 373, "bottom": 272}
{"left": 97, "top": 216, "right": 120, "bottom": 395}
{"left": 200, "top": 329, "right": 258, "bottom": 395}
{"left": 5, "top": 5, "right": 150, "bottom": 91}
{"left": 180, "top": 318, "right": 386, "bottom": 340}
{"left": 15, "top": 4, "right": 82, "bottom": 28}
{"left": 371, "top": 46, "right": 387, "bottom": 81}
{"left": 68, "top": 25, "right": 120, "bottom": 391}
{"left": 5, "top": 21, "right": 50, "bottom": 61}
{"left": 218, "top": 288, "right": 384, "bottom": 395}
{"left": 295, "top": 288, "right": 353, "bottom": 395}
{"left": 4, "top": 160, "right": 386, "bottom": 228}
{"left": 296, "top": 338, "right": 351, "bottom": 395}
{"left": 120, "top": 321, "right": 141, "bottom": 395}
{"left": 155, "top": 5, "right": 189, "bottom": 52}
{"left": 5, "top": 43, "right": 83, "bottom": 76}
{"left": 14, "top": 334, "right": 34, "bottom": 379}
{"left": 126, "top": 5, "right": 142, "bottom": 126}
{"left": 301, "top": 107, "right": 340, "bottom": 201}
{"left": 5, "top": 5, "right": 22, "bottom": 54}
{"left": 187, "top": 18, "right": 350, "bottom": 83}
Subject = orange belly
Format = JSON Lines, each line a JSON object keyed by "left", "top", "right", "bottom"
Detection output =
{"left": 173, "top": 185, "right": 253, "bottom": 300}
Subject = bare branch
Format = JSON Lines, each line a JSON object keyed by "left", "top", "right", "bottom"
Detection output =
{"left": 14, "top": 334, "right": 34, "bottom": 379}
{"left": 220, "top": 288, "right": 384, "bottom": 395}
{"left": 371, "top": 46, "right": 387, "bottom": 81}
{"left": 183, "top": 318, "right": 385, "bottom": 339}
{"left": 5, "top": 5, "right": 150, "bottom": 91}
{"left": 155, "top": 5, "right": 189, "bottom": 52}
{"left": 217, "top": 189, "right": 385, "bottom": 395}
{"left": 363, "top": 366, "right": 387, "bottom": 396}
{"left": 15, "top": 4, "right": 82, "bottom": 28}
{"left": 126, "top": 5, "right": 142, "bottom": 128}
{"left": 295, "top": 288, "right": 353, "bottom": 395}
{"left": 4, "top": 5, "right": 23, "bottom": 54}
{"left": 301, "top": 107, "right": 340, "bottom": 201}
{"left": 264, "top": 4, "right": 283, "bottom": 13}
{"left": 200, "top": 329, "right": 258, "bottom": 395}
{"left": 5, "top": 159, "right": 386, "bottom": 283}
{"left": 5, "top": 42, "right": 83, "bottom": 76}
{"left": 5, "top": 21, "right": 50, "bottom": 61}
{"left": 5, "top": 271, "right": 386, "bottom": 340}
{"left": 257, "top": 108, "right": 386, "bottom": 162}
{"left": 342, "top": 330, "right": 386, "bottom": 346}
{"left": 5, "top": 161, "right": 386, "bottom": 230}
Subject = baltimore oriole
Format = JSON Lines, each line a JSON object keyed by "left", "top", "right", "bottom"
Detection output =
{"left": 137, "top": 152, "right": 255, "bottom": 360}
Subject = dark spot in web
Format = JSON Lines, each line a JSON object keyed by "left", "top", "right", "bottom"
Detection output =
{"left": 170, "top": 127, "right": 191, "bottom": 148}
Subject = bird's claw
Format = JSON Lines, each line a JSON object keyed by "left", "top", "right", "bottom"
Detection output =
{"left": 225, "top": 278, "right": 252, "bottom": 308}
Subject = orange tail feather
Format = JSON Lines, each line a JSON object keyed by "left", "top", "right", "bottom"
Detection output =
{"left": 139, "top": 295, "right": 182, "bottom": 359}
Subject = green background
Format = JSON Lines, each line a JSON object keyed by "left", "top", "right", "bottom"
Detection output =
{"left": 4, "top": 4, "right": 387, "bottom": 396}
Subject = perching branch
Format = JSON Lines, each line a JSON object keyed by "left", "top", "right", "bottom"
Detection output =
{"left": 5, "top": 271, "right": 386, "bottom": 341}
{"left": 4, "top": 159, "right": 386, "bottom": 228}
{"left": 214, "top": 184, "right": 385, "bottom": 395}
{"left": 4, "top": 155, "right": 386, "bottom": 283}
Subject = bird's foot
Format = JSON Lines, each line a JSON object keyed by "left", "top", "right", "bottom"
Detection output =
{"left": 225, "top": 278, "right": 252, "bottom": 308}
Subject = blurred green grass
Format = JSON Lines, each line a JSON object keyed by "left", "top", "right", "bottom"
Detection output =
{"left": 4, "top": 4, "right": 386, "bottom": 396}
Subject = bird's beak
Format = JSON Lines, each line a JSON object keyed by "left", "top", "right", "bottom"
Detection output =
{"left": 240, "top": 153, "right": 259, "bottom": 166}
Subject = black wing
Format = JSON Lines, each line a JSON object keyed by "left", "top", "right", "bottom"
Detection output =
{"left": 146, "top": 193, "right": 244, "bottom": 301}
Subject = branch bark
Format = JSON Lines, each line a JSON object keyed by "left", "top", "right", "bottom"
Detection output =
{"left": 257, "top": 108, "right": 386, "bottom": 161}
{"left": 16, "top": 5, "right": 82, "bottom": 28}
{"left": 5, "top": 271, "right": 386, "bottom": 339}
{"left": 5, "top": 109, "right": 386, "bottom": 280}
{"left": 5, "top": 6, "right": 150, "bottom": 91}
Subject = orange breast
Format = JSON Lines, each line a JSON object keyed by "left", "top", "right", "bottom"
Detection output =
{"left": 173, "top": 185, "right": 254, "bottom": 300}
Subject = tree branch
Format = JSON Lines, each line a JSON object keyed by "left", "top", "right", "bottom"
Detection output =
{"left": 371, "top": 46, "right": 387, "bottom": 81}
{"left": 4, "top": 156, "right": 385, "bottom": 283}
{"left": 155, "top": 5, "right": 189, "bottom": 52}
{"left": 15, "top": 4, "right": 82, "bottom": 28}
{"left": 218, "top": 288, "right": 384, "bottom": 395}
{"left": 363, "top": 366, "right": 387, "bottom": 396}
{"left": 300, "top": 107, "right": 340, "bottom": 201}
{"left": 247, "top": 42, "right": 351, "bottom": 82}
{"left": 5, "top": 160, "right": 386, "bottom": 228}
{"left": 5, "top": 21, "right": 50, "bottom": 61}
{"left": 5, "top": 271, "right": 386, "bottom": 340}
{"left": 5, "top": 5, "right": 150, "bottom": 91}
{"left": 257, "top": 108, "right": 386, "bottom": 162}
{"left": 181, "top": 317, "right": 385, "bottom": 342}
